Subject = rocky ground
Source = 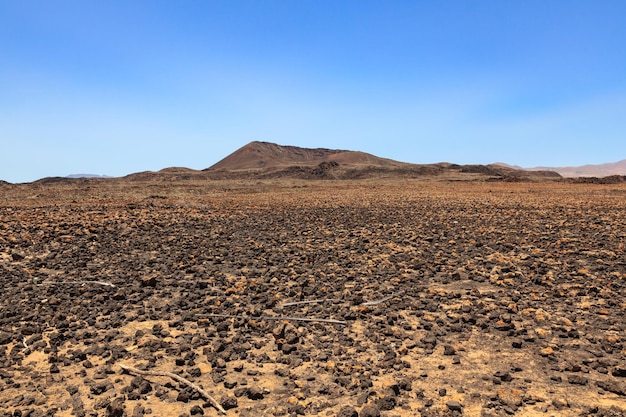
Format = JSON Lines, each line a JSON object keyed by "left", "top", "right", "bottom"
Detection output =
{"left": 0, "top": 179, "right": 625, "bottom": 417}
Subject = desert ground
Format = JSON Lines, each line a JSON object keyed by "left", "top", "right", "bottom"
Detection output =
{"left": 1, "top": 179, "right": 625, "bottom": 417}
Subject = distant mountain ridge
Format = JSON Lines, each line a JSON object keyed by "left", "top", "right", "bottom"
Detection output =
{"left": 4, "top": 141, "right": 593, "bottom": 184}
{"left": 495, "top": 159, "right": 626, "bottom": 178}
{"left": 530, "top": 159, "right": 626, "bottom": 178}
{"left": 66, "top": 174, "right": 114, "bottom": 179}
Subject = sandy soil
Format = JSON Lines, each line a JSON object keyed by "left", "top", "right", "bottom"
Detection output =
{"left": 0, "top": 179, "right": 625, "bottom": 417}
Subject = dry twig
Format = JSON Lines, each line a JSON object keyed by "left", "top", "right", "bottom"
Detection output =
{"left": 21, "top": 337, "right": 29, "bottom": 354}
{"left": 119, "top": 364, "right": 226, "bottom": 414}
{"left": 198, "top": 313, "right": 347, "bottom": 325}
{"left": 360, "top": 291, "right": 403, "bottom": 306}
{"left": 280, "top": 298, "right": 337, "bottom": 307}
{"left": 38, "top": 280, "right": 116, "bottom": 288}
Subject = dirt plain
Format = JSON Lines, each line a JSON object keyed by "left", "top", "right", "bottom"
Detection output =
{"left": 1, "top": 178, "right": 625, "bottom": 417}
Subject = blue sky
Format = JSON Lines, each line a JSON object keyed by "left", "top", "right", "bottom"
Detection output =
{"left": 1, "top": 1, "right": 625, "bottom": 183}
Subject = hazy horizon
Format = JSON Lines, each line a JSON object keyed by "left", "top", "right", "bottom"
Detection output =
{"left": 2, "top": 1, "right": 625, "bottom": 183}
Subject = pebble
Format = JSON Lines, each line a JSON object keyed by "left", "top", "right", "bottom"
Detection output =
{"left": 446, "top": 401, "right": 463, "bottom": 411}
{"left": 360, "top": 405, "right": 381, "bottom": 417}
{"left": 337, "top": 406, "right": 358, "bottom": 417}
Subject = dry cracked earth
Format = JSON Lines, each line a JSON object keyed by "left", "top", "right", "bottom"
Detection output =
{"left": 1, "top": 179, "right": 625, "bottom": 417}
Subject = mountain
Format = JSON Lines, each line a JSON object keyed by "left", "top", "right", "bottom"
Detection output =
{"left": 204, "top": 141, "right": 560, "bottom": 181}
{"left": 66, "top": 174, "right": 114, "bottom": 179}
{"left": 495, "top": 159, "right": 626, "bottom": 178}
{"left": 20, "top": 141, "right": 565, "bottom": 184}
{"left": 208, "top": 141, "right": 410, "bottom": 171}
{"left": 528, "top": 159, "right": 626, "bottom": 178}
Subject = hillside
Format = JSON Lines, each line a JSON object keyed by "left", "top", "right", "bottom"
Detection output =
{"left": 530, "top": 159, "right": 626, "bottom": 178}
{"left": 207, "top": 141, "right": 410, "bottom": 171}
{"left": 7, "top": 142, "right": 566, "bottom": 184}
{"left": 204, "top": 141, "right": 559, "bottom": 181}
{"left": 497, "top": 159, "right": 626, "bottom": 178}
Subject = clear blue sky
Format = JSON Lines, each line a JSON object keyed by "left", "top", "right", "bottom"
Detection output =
{"left": 1, "top": 1, "right": 625, "bottom": 183}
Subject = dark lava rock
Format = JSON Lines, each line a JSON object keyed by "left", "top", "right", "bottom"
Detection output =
{"left": 337, "top": 406, "right": 358, "bottom": 417}
{"left": 141, "top": 275, "right": 157, "bottom": 287}
{"left": 223, "top": 379, "right": 237, "bottom": 389}
{"left": 552, "top": 398, "right": 570, "bottom": 409}
{"left": 288, "top": 404, "right": 306, "bottom": 415}
{"left": 131, "top": 405, "right": 145, "bottom": 417}
{"left": 233, "top": 387, "right": 248, "bottom": 398}
{"left": 189, "top": 405, "right": 204, "bottom": 415}
{"left": 446, "top": 401, "right": 463, "bottom": 411}
{"left": 582, "top": 406, "right": 626, "bottom": 416}
{"left": 443, "top": 345, "right": 456, "bottom": 356}
{"left": 0, "top": 330, "right": 13, "bottom": 345}
{"left": 70, "top": 393, "right": 85, "bottom": 417}
{"left": 247, "top": 386, "right": 264, "bottom": 400}
{"left": 106, "top": 398, "right": 125, "bottom": 417}
{"left": 129, "top": 376, "right": 152, "bottom": 394}
{"left": 568, "top": 375, "right": 588, "bottom": 385}
{"left": 375, "top": 393, "right": 396, "bottom": 411}
{"left": 360, "top": 405, "right": 381, "bottom": 417}
{"left": 177, "top": 386, "right": 200, "bottom": 402}
{"left": 597, "top": 380, "right": 626, "bottom": 396}
{"left": 397, "top": 378, "right": 412, "bottom": 392}
{"left": 90, "top": 381, "right": 113, "bottom": 395}
{"left": 220, "top": 396, "right": 238, "bottom": 410}
{"left": 494, "top": 371, "right": 513, "bottom": 382}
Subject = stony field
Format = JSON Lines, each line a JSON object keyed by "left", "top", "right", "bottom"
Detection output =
{"left": 1, "top": 179, "right": 625, "bottom": 417}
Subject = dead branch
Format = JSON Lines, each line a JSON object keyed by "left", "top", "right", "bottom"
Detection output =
{"left": 38, "top": 280, "right": 116, "bottom": 288}
{"left": 280, "top": 298, "right": 337, "bottom": 307}
{"left": 198, "top": 313, "right": 347, "bottom": 325}
{"left": 119, "top": 364, "right": 226, "bottom": 414}
{"left": 360, "top": 291, "right": 403, "bottom": 306}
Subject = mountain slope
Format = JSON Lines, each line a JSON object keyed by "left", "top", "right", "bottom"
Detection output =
{"left": 207, "top": 141, "right": 409, "bottom": 171}
{"left": 203, "top": 141, "right": 560, "bottom": 181}
{"left": 530, "top": 159, "right": 626, "bottom": 178}
{"left": 496, "top": 159, "right": 626, "bottom": 178}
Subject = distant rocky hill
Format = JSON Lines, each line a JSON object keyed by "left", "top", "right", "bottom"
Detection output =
{"left": 202, "top": 141, "right": 560, "bottom": 181}
{"left": 204, "top": 142, "right": 561, "bottom": 181}
{"left": 533, "top": 159, "right": 626, "bottom": 178}
{"left": 66, "top": 174, "right": 113, "bottom": 179}
{"left": 14, "top": 141, "right": 567, "bottom": 184}
{"left": 496, "top": 159, "right": 626, "bottom": 178}
{"left": 208, "top": 141, "right": 410, "bottom": 171}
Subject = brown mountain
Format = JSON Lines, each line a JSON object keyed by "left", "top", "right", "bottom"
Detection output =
{"left": 204, "top": 141, "right": 560, "bottom": 181}
{"left": 21, "top": 141, "right": 562, "bottom": 184}
{"left": 527, "top": 159, "right": 626, "bottom": 178}
{"left": 208, "top": 141, "right": 410, "bottom": 171}
{"left": 495, "top": 159, "right": 626, "bottom": 178}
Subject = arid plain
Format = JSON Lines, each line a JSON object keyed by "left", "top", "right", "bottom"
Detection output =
{"left": 1, "top": 178, "right": 625, "bottom": 417}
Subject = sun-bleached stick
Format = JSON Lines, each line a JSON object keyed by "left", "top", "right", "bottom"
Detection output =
{"left": 38, "top": 280, "right": 116, "bottom": 288}
{"left": 360, "top": 291, "right": 403, "bottom": 306}
{"left": 119, "top": 364, "right": 226, "bottom": 414}
{"left": 280, "top": 299, "right": 337, "bottom": 307}
{"left": 199, "top": 313, "right": 347, "bottom": 325}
